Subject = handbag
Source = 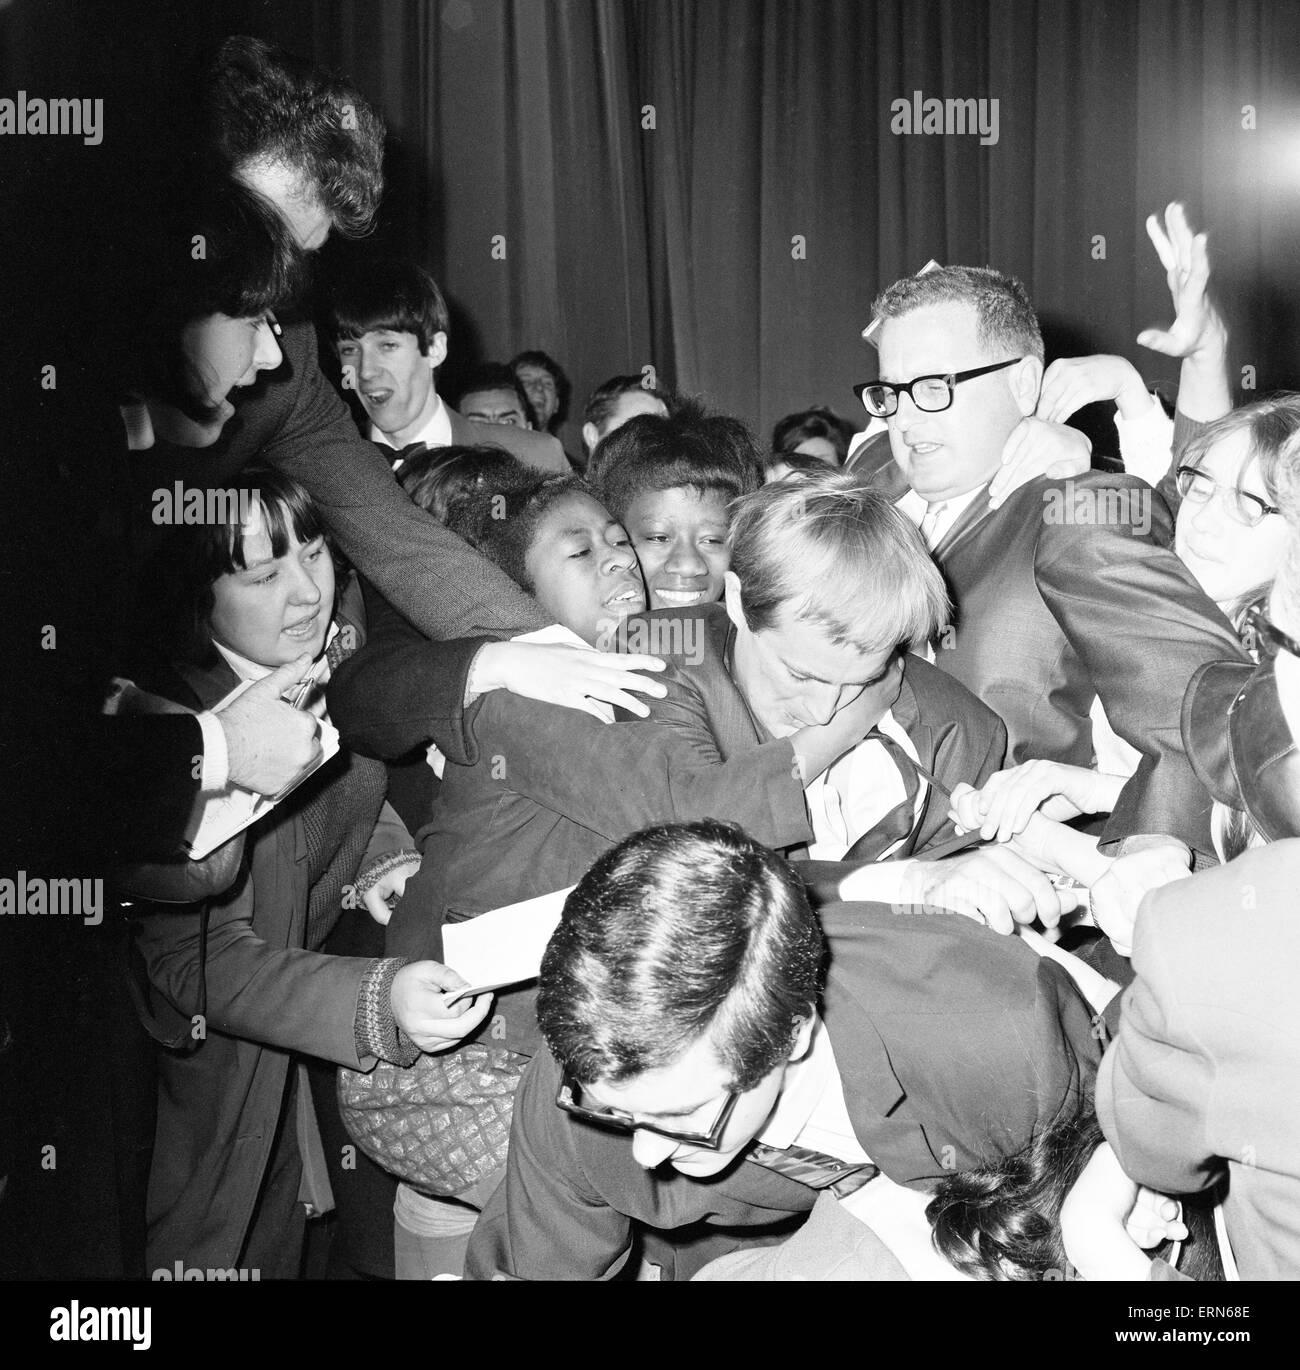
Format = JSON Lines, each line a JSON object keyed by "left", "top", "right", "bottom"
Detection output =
{"left": 338, "top": 1042, "right": 528, "bottom": 1197}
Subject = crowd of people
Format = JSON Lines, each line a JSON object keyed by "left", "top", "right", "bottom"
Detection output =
{"left": 16, "top": 34, "right": 1300, "bottom": 1285}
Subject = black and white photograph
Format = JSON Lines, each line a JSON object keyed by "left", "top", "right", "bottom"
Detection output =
{"left": 1, "top": 0, "right": 1296, "bottom": 1348}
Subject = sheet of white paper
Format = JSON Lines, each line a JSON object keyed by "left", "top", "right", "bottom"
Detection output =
{"left": 441, "top": 885, "right": 573, "bottom": 1002}
{"left": 183, "top": 678, "right": 340, "bottom": 860}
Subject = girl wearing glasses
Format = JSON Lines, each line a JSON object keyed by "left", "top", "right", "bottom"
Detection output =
{"left": 1173, "top": 394, "right": 1300, "bottom": 648}
{"left": 954, "top": 395, "right": 1300, "bottom": 847}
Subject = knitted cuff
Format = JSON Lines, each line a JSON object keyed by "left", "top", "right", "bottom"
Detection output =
{"left": 354, "top": 848, "right": 421, "bottom": 899}
{"left": 355, "top": 957, "right": 420, "bottom": 1067}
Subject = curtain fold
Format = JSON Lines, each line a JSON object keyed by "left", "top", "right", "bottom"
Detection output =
{"left": 5, "top": 0, "right": 1299, "bottom": 443}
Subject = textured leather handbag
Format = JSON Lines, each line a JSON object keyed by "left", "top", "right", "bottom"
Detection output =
{"left": 338, "top": 1043, "right": 528, "bottom": 1197}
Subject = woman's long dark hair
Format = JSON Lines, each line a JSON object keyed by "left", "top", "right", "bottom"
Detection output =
{"left": 926, "top": 1105, "right": 1223, "bottom": 1281}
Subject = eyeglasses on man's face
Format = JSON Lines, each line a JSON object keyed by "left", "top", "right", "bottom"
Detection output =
{"left": 556, "top": 1070, "right": 740, "bottom": 1150}
{"left": 853, "top": 357, "right": 1023, "bottom": 419}
{"left": 1176, "top": 464, "right": 1281, "bottom": 528}
{"left": 1246, "top": 605, "right": 1300, "bottom": 663}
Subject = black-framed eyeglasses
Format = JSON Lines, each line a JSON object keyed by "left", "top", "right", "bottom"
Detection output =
{"left": 1246, "top": 606, "right": 1300, "bottom": 663}
{"left": 555, "top": 1071, "right": 740, "bottom": 1150}
{"left": 1175, "top": 465, "right": 1281, "bottom": 528}
{"left": 853, "top": 358, "right": 1023, "bottom": 418}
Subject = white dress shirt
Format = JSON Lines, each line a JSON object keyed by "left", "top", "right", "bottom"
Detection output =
{"left": 802, "top": 710, "right": 925, "bottom": 861}
{"left": 370, "top": 394, "right": 453, "bottom": 464}
{"left": 895, "top": 485, "right": 986, "bottom": 551}
{"left": 756, "top": 1016, "right": 972, "bottom": 1280}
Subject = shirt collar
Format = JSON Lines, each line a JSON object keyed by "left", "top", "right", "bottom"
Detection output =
{"left": 213, "top": 620, "right": 339, "bottom": 689}
{"left": 755, "top": 1014, "right": 835, "bottom": 1150}
{"left": 370, "top": 393, "right": 449, "bottom": 451}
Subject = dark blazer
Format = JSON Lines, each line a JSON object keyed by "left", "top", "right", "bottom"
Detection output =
{"left": 445, "top": 405, "right": 570, "bottom": 474}
{"left": 129, "top": 589, "right": 404, "bottom": 1271}
{"left": 330, "top": 595, "right": 812, "bottom": 1056}
{"left": 851, "top": 438, "right": 1250, "bottom": 857}
{"left": 1096, "top": 838, "right": 1300, "bottom": 1281}
{"left": 331, "top": 602, "right": 1006, "bottom": 962}
{"left": 465, "top": 901, "right": 1102, "bottom": 1280}
{"left": 625, "top": 604, "right": 1007, "bottom": 860}
{"left": 127, "top": 320, "right": 548, "bottom": 640}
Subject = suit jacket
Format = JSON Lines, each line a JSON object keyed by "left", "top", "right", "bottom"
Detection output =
{"left": 622, "top": 604, "right": 1007, "bottom": 861}
{"left": 1096, "top": 839, "right": 1300, "bottom": 1281}
{"left": 127, "top": 319, "right": 548, "bottom": 639}
{"left": 465, "top": 901, "right": 1102, "bottom": 1280}
{"left": 445, "top": 405, "right": 569, "bottom": 474}
{"left": 129, "top": 588, "right": 406, "bottom": 1270}
{"left": 330, "top": 594, "right": 812, "bottom": 1055}
{"left": 852, "top": 439, "right": 1250, "bottom": 857}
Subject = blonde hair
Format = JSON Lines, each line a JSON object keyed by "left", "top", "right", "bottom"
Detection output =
{"left": 727, "top": 469, "right": 949, "bottom": 653}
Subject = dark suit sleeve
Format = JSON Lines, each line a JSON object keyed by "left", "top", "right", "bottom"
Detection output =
{"left": 903, "top": 659, "right": 1008, "bottom": 857}
{"left": 89, "top": 714, "right": 206, "bottom": 865}
{"left": 1033, "top": 492, "right": 1249, "bottom": 856}
{"left": 132, "top": 871, "right": 376, "bottom": 1071}
{"left": 465, "top": 1052, "right": 636, "bottom": 1280}
{"left": 328, "top": 578, "right": 491, "bottom": 765}
{"left": 469, "top": 666, "right": 814, "bottom": 850}
{"left": 261, "top": 331, "right": 549, "bottom": 638}
{"left": 1095, "top": 892, "right": 1222, "bottom": 1197}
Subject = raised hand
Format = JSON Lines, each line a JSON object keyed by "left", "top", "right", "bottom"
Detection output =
{"left": 1138, "top": 202, "right": 1224, "bottom": 361}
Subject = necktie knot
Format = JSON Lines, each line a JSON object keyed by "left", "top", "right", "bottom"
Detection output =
{"left": 920, "top": 501, "right": 947, "bottom": 547}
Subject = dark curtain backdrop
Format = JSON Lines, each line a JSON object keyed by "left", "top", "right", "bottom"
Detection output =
{"left": 4, "top": 0, "right": 1300, "bottom": 445}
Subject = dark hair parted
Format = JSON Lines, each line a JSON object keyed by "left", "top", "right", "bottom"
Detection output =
{"left": 927, "top": 1104, "right": 1224, "bottom": 1282}
{"left": 586, "top": 398, "right": 764, "bottom": 522}
{"left": 200, "top": 35, "right": 385, "bottom": 238}
{"left": 399, "top": 445, "right": 533, "bottom": 525}
{"left": 583, "top": 373, "right": 675, "bottom": 433}
{"left": 153, "top": 464, "right": 330, "bottom": 666}
{"left": 445, "top": 474, "right": 590, "bottom": 593}
{"left": 328, "top": 258, "right": 450, "bottom": 354}
{"left": 871, "top": 265, "right": 1045, "bottom": 364}
{"left": 538, "top": 820, "right": 825, "bottom": 1091}
{"left": 771, "top": 407, "right": 857, "bottom": 463}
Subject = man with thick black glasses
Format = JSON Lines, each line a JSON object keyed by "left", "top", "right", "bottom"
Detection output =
{"left": 465, "top": 820, "right": 1101, "bottom": 1281}
{"left": 851, "top": 264, "right": 1250, "bottom": 866}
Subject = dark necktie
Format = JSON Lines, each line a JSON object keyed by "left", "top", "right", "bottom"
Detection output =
{"left": 840, "top": 728, "right": 925, "bottom": 862}
{"left": 745, "top": 1142, "right": 880, "bottom": 1199}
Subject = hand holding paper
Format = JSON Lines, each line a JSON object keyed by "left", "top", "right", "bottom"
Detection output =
{"left": 391, "top": 960, "right": 494, "bottom": 1052}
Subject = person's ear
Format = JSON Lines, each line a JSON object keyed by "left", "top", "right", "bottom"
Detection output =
{"left": 787, "top": 1012, "right": 816, "bottom": 1063}
{"left": 425, "top": 331, "right": 448, "bottom": 372}
{"left": 723, "top": 571, "right": 747, "bottom": 634}
{"left": 582, "top": 422, "right": 600, "bottom": 456}
{"left": 1009, "top": 355, "right": 1043, "bottom": 416}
